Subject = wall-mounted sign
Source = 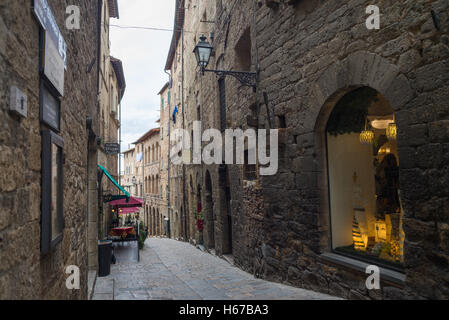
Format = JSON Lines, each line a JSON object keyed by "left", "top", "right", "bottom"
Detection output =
{"left": 104, "top": 143, "right": 121, "bottom": 155}
{"left": 40, "top": 84, "right": 61, "bottom": 132}
{"left": 33, "top": 0, "right": 66, "bottom": 96}
{"left": 33, "top": 0, "right": 67, "bottom": 67}
{"left": 44, "top": 32, "right": 65, "bottom": 96}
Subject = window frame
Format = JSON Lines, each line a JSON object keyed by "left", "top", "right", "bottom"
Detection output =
{"left": 325, "top": 124, "right": 404, "bottom": 273}
{"left": 41, "top": 130, "right": 65, "bottom": 254}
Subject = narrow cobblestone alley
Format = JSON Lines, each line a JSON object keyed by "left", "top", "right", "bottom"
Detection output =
{"left": 92, "top": 238, "right": 340, "bottom": 300}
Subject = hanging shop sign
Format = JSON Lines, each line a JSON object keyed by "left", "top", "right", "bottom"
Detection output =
{"left": 33, "top": 0, "right": 67, "bottom": 96}
{"left": 40, "top": 84, "right": 61, "bottom": 132}
{"left": 104, "top": 143, "right": 121, "bottom": 155}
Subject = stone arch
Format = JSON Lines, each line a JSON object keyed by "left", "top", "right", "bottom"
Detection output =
{"left": 219, "top": 165, "right": 233, "bottom": 255}
{"left": 159, "top": 210, "right": 163, "bottom": 236}
{"left": 310, "top": 51, "right": 413, "bottom": 253}
{"left": 145, "top": 177, "right": 148, "bottom": 195}
{"left": 197, "top": 183, "right": 203, "bottom": 244}
{"left": 152, "top": 207, "right": 156, "bottom": 236}
{"left": 188, "top": 175, "right": 194, "bottom": 240}
{"left": 204, "top": 170, "right": 215, "bottom": 249}
{"left": 153, "top": 207, "right": 157, "bottom": 236}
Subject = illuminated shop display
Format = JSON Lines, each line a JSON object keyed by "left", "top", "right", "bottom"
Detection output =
{"left": 326, "top": 87, "right": 404, "bottom": 268}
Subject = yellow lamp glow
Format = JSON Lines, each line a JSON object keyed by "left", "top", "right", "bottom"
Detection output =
{"left": 386, "top": 122, "right": 397, "bottom": 140}
{"left": 360, "top": 130, "right": 374, "bottom": 144}
{"left": 360, "top": 119, "right": 374, "bottom": 145}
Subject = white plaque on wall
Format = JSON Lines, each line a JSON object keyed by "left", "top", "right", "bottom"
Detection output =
{"left": 44, "top": 32, "right": 65, "bottom": 96}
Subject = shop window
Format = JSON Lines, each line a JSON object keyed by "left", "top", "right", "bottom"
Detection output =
{"left": 326, "top": 87, "right": 403, "bottom": 270}
{"left": 41, "top": 130, "right": 64, "bottom": 254}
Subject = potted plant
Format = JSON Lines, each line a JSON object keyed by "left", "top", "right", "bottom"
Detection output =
{"left": 194, "top": 207, "right": 204, "bottom": 232}
{"left": 138, "top": 221, "right": 147, "bottom": 249}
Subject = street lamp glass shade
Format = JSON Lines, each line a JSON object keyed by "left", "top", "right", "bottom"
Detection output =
{"left": 194, "top": 36, "right": 213, "bottom": 69}
{"left": 132, "top": 176, "right": 137, "bottom": 184}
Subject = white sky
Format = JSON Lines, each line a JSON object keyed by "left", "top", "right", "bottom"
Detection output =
{"left": 110, "top": 0, "right": 175, "bottom": 156}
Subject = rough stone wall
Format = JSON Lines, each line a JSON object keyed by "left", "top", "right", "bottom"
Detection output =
{"left": 167, "top": 36, "right": 185, "bottom": 240}
{"left": 97, "top": 0, "right": 119, "bottom": 240}
{"left": 0, "top": 0, "right": 98, "bottom": 299}
{"left": 122, "top": 148, "right": 135, "bottom": 192}
{"left": 142, "top": 131, "right": 161, "bottom": 233}
{"left": 255, "top": 0, "right": 449, "bottom": 299}
{"left": 159, "top": 86, "right": 170, "bottom": 235}
{"left": 177, "top": 0, "right": 449, "bottom": 299}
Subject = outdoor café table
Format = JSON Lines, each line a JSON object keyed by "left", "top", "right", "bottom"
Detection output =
{"left": 109, "top": 227, "right": 136, "bottom": 240}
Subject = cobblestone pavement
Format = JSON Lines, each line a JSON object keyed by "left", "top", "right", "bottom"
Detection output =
{"left": 92, "top": 237, "right": 340, "bottom": 300}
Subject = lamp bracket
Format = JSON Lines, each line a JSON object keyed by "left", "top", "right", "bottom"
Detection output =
{"left": 203, "top": 69, "right": 257, "bottom": 90}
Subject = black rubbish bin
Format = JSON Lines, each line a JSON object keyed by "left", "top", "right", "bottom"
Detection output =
{"left": 98, "top": 240, "right": 113, "bottom": 277}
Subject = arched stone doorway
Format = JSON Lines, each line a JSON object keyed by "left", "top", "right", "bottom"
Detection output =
{"left": 146, "top": 206, "right": 149, "bottom": 228}
{"left": 186, "top": 175, "right": 194, "bottom": 241}
{"left": 204, "top": 171, "right": 215, "bottom": 249}
{"left": 197, "top": 184, "right": 203, "bottom": 244}
{"left": 154, "top": 208, "right": 159, "bottom": 236}
{"left": 219, "top": 165, "right": 233, "bottom": 254}
{"left": 160, "top": 210, "right": 163, "bottom": 236}
{"left": 151, "top": 208, "right": 155, "bottom": 236}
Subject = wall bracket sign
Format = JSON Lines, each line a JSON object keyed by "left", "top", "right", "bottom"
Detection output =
{"left": 104, "top": 143, "right": 121, "bottom": 155}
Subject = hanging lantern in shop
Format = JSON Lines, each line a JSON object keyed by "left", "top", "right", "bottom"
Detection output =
{"left": 360, "top": 119, "right": 374, "bottom": 145}
{"left": 386, "top": 118, "right": 397, "bottom": 141}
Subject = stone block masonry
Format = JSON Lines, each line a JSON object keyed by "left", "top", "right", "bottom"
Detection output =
{"left": 170, "top": 0, "right": 449, "bottom": 300}
{"left": 0, "top": 1, "right": 98, "bottom": 299}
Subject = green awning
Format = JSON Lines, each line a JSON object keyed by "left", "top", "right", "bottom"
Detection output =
{"left": 97, "top": 165, "right": 130, "bottom": 199}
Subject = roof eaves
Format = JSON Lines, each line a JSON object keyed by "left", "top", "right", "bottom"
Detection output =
{"left": 158, "top": 82, "right": 170, "bottom": 95}
{"left": 164, "top": 0, "right": 185, "bottom": 71}
{"left": 108, "top": 0, "right": 120, "bottom": 19}
{"left": 110, "top": 56, "right": 126, "bottom": 101}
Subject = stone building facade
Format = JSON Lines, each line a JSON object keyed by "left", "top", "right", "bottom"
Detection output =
{"left": 165, "top": 17, "right": 187, "bottom": 240}
{"left": 121, "top": 127, "right": 165, "bottom": 236}
{"left": 165, "top": 0, "right": 449, "bottom": 299}
{"left": 158, "top": 83, "right": 171, "bottom": 237}
{"left": 95, "top": 0, "right": 123, "bottom": 243}
{"left": 0, "top": 1, "right": 99, "bottom": 299}
{"left": 133, "top": 128, "right": 163, "bottom": 235}
{"left": 122, "top": 147, "right": 136, "bottom": 195}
